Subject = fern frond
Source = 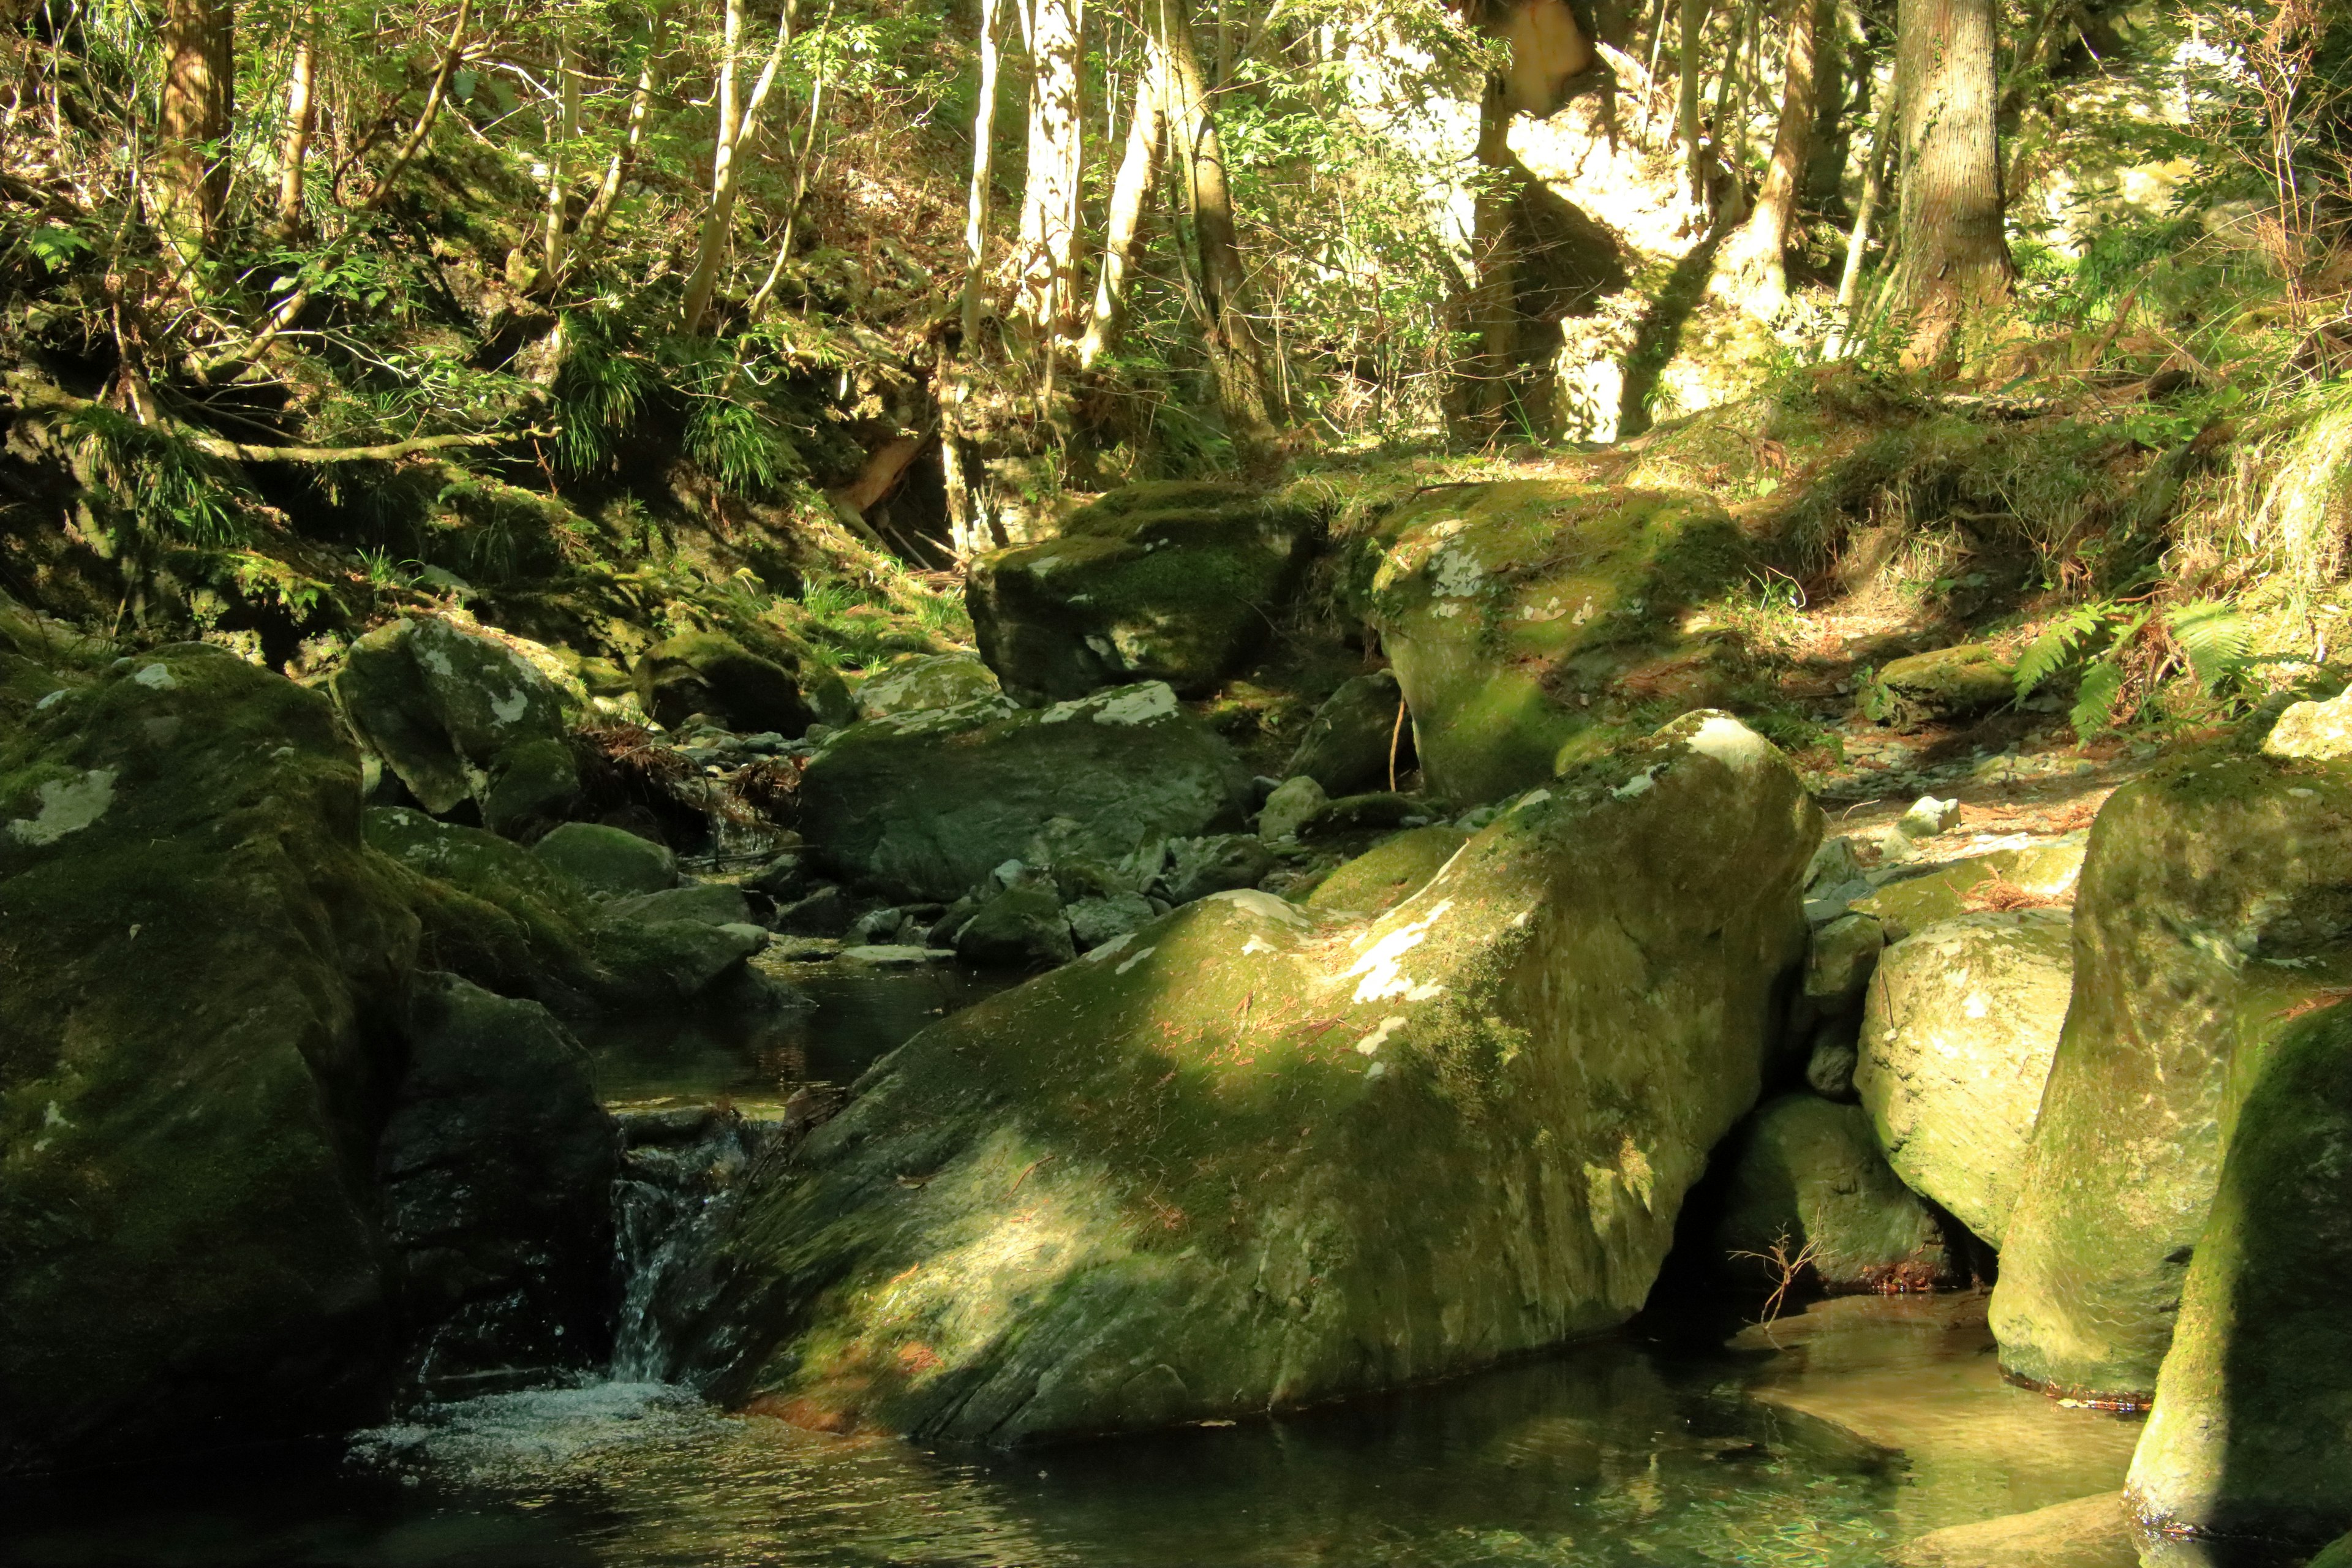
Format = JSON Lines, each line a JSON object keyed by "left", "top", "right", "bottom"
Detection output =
{"left": 2168, "top": 599, "right": 2256, "bottom": 693}
{"left": 2015, "top": 603, "right": 2113, "bottom": 698}
{"left": 2070, "top": 658, "right": 2129, "bottom": 741}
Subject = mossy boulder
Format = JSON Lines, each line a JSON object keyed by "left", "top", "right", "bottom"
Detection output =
{"left": 0, "top": 595, "right": 107, "bottom": 723}
{"left": 797, "top": 682, "right": 1251, "bottom": 902}
{"left": 854, "top": 653, "right": 1001, "bottom": 719}
{"left": 534, "top": 821, "right": 679, "bottom": 896}
{"left": 1991, "top": 745, "right": 2352, "bottom": 1403}
{"left": 1716, "top": 1095, "right": 1951, "bottom": 1293}
{"left": 2311, "top": 1533, "right": 2352, "bottom": 1568}
{"left": 1849, "top": 834, "right": 2085, "bottom": 940}
{"left": 2124, "top": 1003, "right": 2352, "bottom": 1548}
{"left": 0, "top": 645, "right": 418, "bottom": 1471}
{"left": 1857, "top": 644, "right": 2016, "bottom": 729}
{"left": 966, "top": 482, "right": 1324, "bottom": 699}
{"left": 335, "top": 615, "right": 584, "bottom": 836}
{"left": 1349, "top": 481, "right": 1748, "bottom": 804}
{"left": 635, "top": 628, "right": 845, "bottom": 736}
{"left": 1283, "top": 671, "right": 1404, "bottom": 796}
{"left": 1305, "top": 824, "right": 1471, "bottom": 916}
{"left": 684, "top": 712, "right": 1818, "bottom": 1440}
{"left": 1857, "top": 911, "right": 2073, "bottom": 1248}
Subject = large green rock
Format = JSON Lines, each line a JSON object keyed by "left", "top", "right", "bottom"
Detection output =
{"left": 1351, "top": 481, "right": 1747, "bottom": 804}
{"left": 635, "top": 628, "right": 846, "bottom": 736}
{"left": 2312, "top": 1533, "right": 2352, "bottom": 1568}
{"left": 967, "top": 482, "right": 1324, "bottom": 699}
{"left": 1857, "top": 911, "right": 2073, "bottom": 1247}
{"left": 854, "top": 653, "right": 1001, "bottom": 719}
{"left": 533, "top": 820, "right": 679, "bottom": 896}
{"left": 1858, "top": 643, "right": 2016, "bottom": 729}
{"left": 1716, "top": 1095, "right": 1951, "bottom": 1293}
{"left": 1991, "top": 744, "right": 2352, "bottom": 1403}
{"left": 797, "top": 682, "right": 1251, "bottom": 902}
{"left": 0, "top": 645, "right": 417, "bottom": 1471}
{"left": 1283, "top": 671, "right": 1404, "bottom": 796}
{"left": 2124, "top": 1003, "right": 2352, "bottom": 1547}
{"left": 687, "top": 712, "right": 1818, "bottom": 1439}
{"left": 334, "top": 615, "right": 582, "bottom": 835}
{"left": 1303, "top": 824, "right": 1471, "bottom": 916}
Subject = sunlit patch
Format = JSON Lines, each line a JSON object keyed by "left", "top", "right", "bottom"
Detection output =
{"left": 1115, "top": 946, "right": 1157, "bottom": 975}
{"left": 1354, "top": 1015, "right": 1408, "bottom": 1055}
{"left": 1341, "top": 900, "right": 1453, "bottom": 1003}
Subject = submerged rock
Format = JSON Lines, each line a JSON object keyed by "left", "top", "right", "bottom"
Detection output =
{"left": 1896, "top": 1491, "right": 2136, "bottom": 1568}
{"left": 2125, "top": 1001, "right": 2352, "bottom": 1548}
{"left": 1857, "top": 910, "right": 2073, "bottom": 1248}
{"left": 1282, "top": 671, "right": 1404, "bottom": 796}
{"left": 685, "top": 712, "right": 1817, "bottom": 1441}
{"left": 1716, "top": 1095, "right": 1951, "bottom": 1294}
{"left": 797, "top": 682, "right": 1250, "bottom": 902}
{"left": 967, "top": 482, "right": 1324, "bottom": 699}
{"left": 336, "top": 614, "right": 581, "bottom": 834}
{"left": 0, "top": 644, "right": 417, "bottom": 1470}
{"left": 1991, "top": 744, "right": 2352, "bottom": 1403}
{"left": 1349, "top": 481, "right": 1747, "bottom": 804}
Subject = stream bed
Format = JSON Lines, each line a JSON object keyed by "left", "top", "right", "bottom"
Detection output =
{"left": 0, "top": 957, "right": 2150, "bottom": 1567}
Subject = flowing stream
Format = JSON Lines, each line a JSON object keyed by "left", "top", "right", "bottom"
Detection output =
{"left": 0, "top": 957, "right": 2157, "bottom": 1568}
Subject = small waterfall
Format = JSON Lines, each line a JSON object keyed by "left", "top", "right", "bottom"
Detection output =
{"left": 608, "top": 1106, "right": 787, "bottom": 1383}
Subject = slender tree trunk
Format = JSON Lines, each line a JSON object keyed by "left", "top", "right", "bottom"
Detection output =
{"left": 158, "top": 0, "right": 235, "bottom": 263}
{"left": 564, "top": 10, "right": 664, "bottom": 285}
{"left": 1012, "top": 0, "right": 1085, "bottom": 353}
{"left": 1711, "top": 0, "right": 1825, "bottom": 318}
{"left": 275, "top": 21, "right": 316, "bottom": 238}
{"left": 542, "top": 26, "right": 582, "bottom": 281}
{"left": 1675, "top": 0, "right": 1708, "bottom": 208}
{"left": 680, "top": 0, "right": 791, "bottom": 333}
{"left": 1827, "top": 80, "right": 1896, "bottom": 353}
{"left": 1078, "top": 53, "right": 1166, "bottom": 369}
{"left": 1464, "top": 77, "right": 1519, "bottom": 437}
{"left": 945, "top": 0, "right": 1009, "bottom": 560}
{"left": 1893, "top": 0, "right": 2012, "bottom": 367}
{"left": 1157, "top": 0, "right": 1280, "bottom": 460}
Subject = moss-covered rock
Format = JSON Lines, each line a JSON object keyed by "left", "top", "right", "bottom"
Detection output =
{"left": 1849, "top": 835, "right": 2085, "bottom": 940}
{"left": 1858, "top": 911, "right": 2073, "bottom": 1248}
{"left": 1305, "top": 824, "right": 1471, "bottom": 916}
{"left": 1858, "top": 644, "right": 2016, "bottom": 729}
{"left": 0, "top": 645, "right": 418, "bottom": 1471}
{"left": 684, "top": 712, "right": 1818, "bottom": 1441}
{"left": 2124, "top": 1003, "right": 2352, "bottom": 1548}
{"left": 2310, "top": 1532, "right": 2352, "bottom": 1568}
{"left": 967, "top": 482, "right": 1324, "bottom": 699}
{"left": 954, "top": 881, "right": 1076, "bottom": 969}
{"left": 533, "top": 820, "right": 679, "bottom": 895}
{"left": 1716, "top": 1095, "right": 1951, "bottom": 1293}
{"left": 798, "top": 682, "right": 1251, "bottom": 902}
{"left": 1350, "top": 481, "right": 1748, "bottom": 804}
{"left": 1991, "top": 745, "right": 2352, "bottom": 1403}
{"left": 335, "top": 614, "right": 582, "bottom": 835}
{"left": 635, "top": 628, "right": 842, "bottom": 736}
{"left": 365, "top": 805, "right": 601, "bottom": 1006}
{"left": 854, "top": 653, "right": 1001, "bottom": 719}
{"left": 1283, "top": 671, "right": 1404, "bottom": 796}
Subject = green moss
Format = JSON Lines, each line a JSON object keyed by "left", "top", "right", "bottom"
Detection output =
{"left": 1303, "top": 825, "right": 1472, "bottom": 914}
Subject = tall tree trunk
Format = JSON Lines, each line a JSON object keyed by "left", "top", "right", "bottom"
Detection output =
{"left": 1078, "top": 53, "right": 1166, "bottom": 370}
{"left": 564, "top": 9, "right": 665, "bottom": 287}
{"left": 1012, "top": 0, "right": 1085, "bottom": 355}
{"left": 1463, "top": 77, "right": 1519, "bottom": 438}
{"left": 541, "top": 26, "right": 582, "bottom": 281}
{"left": 1675, "top": 0, "right": 1708, "bottom": 208}
{"left": 680, "top": 0, "right": 790, "bottom": 334}
{"left": 275, "top": 21, "right": 316, "bottom": 239}
{"left": 1156, "top": 0, "right": 1279, "bottom": 461}
{"left": 1893, "top": 0, "right": 2011, "bottom": 368}
{"left": 945, "top": 0, "right": 1009, "bottom": 559}
{"left": 158, "top": 0, "right": 235, "bottom": 265}
{"left": 1826, "top": 78, "right": 1896, "bottom": 354}
{"left": 1710, "top": 0, "right": 1825, "bottom": 318}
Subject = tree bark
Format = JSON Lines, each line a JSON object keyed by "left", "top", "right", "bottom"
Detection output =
{"left": 680, "top": 0, "right": 791, "bottom": 334}
{"left": 542, "top": 26, "right": 582, "bottom": 281}
{"left": 1078, "top": 53, "right": 1166, "bottom": 370}
{"left": 1012, "top": 0, "right": 1086, "bottom": 353}
{"left": 275, "top": 21, "right": 317, "bottom": 239}
{"left": 1826, "top": 78, "right": 1896, "bottom": 353}
{"left": 1156, "top": 0, "right": 1280, "bottom": 461}
{"left": 564, "top": 10, "right": 664, "bottom": 285}
{"left": 1675, "top": 0, "right": 1708, "bottom": 208}
{"left": 1710, "top": 0, "right": 1825, "bottom": 318}
{"left": 1893, "top": 0, "right": 2012, "bottom": 368}
{"left": 1464, "top": 76, "right": 1520, "bottom": 437}
{"left": 158, "top": 0, "right": 235, "bottom": 263}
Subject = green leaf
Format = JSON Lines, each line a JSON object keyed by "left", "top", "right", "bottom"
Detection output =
{"left": 2070, "top": 659, "right": 2129, "bottom": 741}
{"left": 2015, "top": 603, "right": 2111, "bottom": 698}
{"left": 2168, "top": 599, "right": 2255, "bottom": 693}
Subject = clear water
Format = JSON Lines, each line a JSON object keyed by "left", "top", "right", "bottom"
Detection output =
{"left": 0, "top": 1294, "right": 2148, "bottom": 1568}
